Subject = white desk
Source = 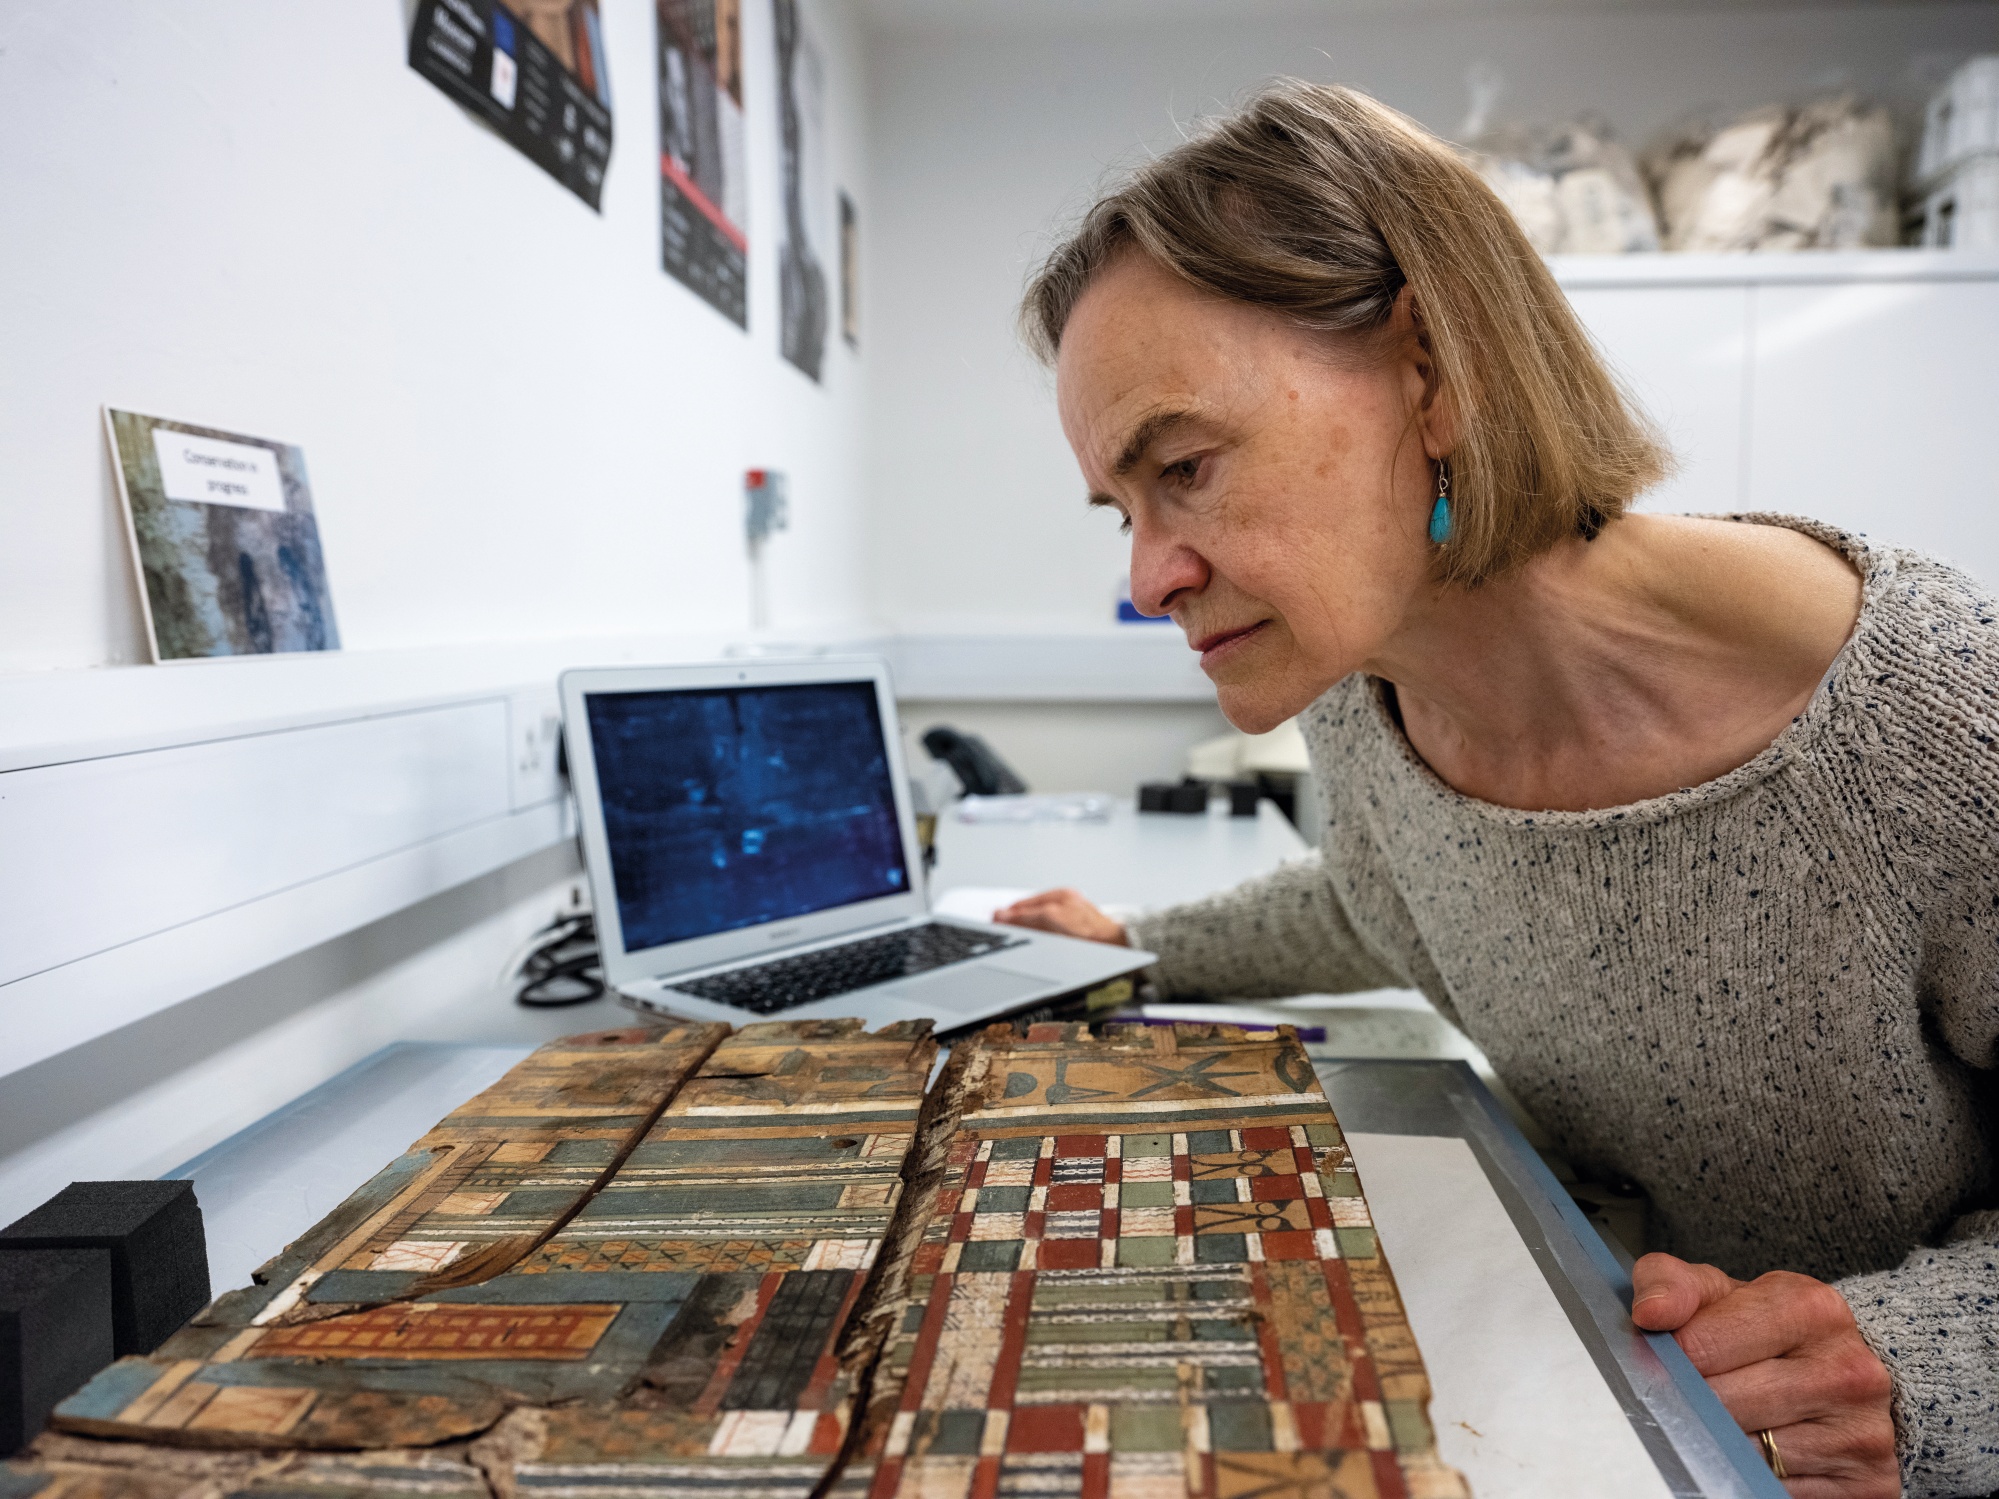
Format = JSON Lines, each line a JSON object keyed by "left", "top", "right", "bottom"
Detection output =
{"left": 932, "top": 796, "right": 1487, "bottom": 1077}
{"left": 932, "top": 796, "right": 1310, "bottom": 910}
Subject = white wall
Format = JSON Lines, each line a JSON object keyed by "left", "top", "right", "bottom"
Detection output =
{"left": 902, "top": 699, "right": 1230, "bottom": 795}
{"left": 0, "top": 0, "right": 873, "bottom": 677}
{"left": 0, "top": 0, "right": 875, "bottom": 1217}
{"left": 859, "top": 1, "right": 1999, "bottom": 631}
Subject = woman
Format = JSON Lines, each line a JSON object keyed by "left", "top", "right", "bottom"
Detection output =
{"left": 995, "top": 82, "right": 1997, "bottom": 1499}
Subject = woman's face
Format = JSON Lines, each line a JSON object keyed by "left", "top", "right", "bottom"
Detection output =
{"left": 1056, "top": 253, "right": 1444, "bottom": 732}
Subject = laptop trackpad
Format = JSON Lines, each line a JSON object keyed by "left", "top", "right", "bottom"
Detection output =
{"left": 879, "top": 964, "right": 1045, "bottom": 1015}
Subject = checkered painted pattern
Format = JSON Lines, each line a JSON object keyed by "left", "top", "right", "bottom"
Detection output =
{"left": 858, "top": 1023, "right": 1467, "bottom": 1499}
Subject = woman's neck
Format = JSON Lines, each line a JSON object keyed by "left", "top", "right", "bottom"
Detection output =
{"left": 1364, "top": 514, "right": 1862, "bottom": 812}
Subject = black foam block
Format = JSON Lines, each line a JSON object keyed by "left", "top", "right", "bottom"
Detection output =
{"left": 0, "top": 1181, "right": 209, "bottom": 1357}
{"left": 0, "top": 1248, "right": 113, "bottom": 1456}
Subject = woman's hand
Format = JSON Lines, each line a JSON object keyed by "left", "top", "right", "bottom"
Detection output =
{"left": 1631, "top": 1253, "right": 1898, "bottom": 1497}
{"left": 993, "top": 888, "right": 1129, "bottom": 946}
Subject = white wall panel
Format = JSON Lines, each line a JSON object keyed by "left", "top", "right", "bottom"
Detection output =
{"left": 1746, "top": 281, "right": 1999, "bottom": 585}
{"left": 0, "top": 701, "right": 511, "bottom": 991}
{"left": 1565, "top": 286, "right": 1750, "bottom": 515}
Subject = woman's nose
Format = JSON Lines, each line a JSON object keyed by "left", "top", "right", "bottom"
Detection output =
{"left": 1128, "top": 526, "right": 1210, "bottom": 617}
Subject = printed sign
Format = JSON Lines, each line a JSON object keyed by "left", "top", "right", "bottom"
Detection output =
{"left": 149, "top": 430, "right": 288, "bottom": 512}
{"left": 658, "top": 0, "right": 747, "bottom": 326}
{"left": 409, "top": 0, "right": 613, "bottom": 210}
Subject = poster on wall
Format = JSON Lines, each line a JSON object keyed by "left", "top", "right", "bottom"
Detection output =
{"left": 657, "top": 0, "right": 748, "bottom": 325}
{"left": 840, "top": 190, "right": 858, "bottom": 348}
{"left": 409, "top": 0, "right": 613, "bottom": 210}
{"left": 104, "top": 409, "right": 340, "bottom": 662}
{"left": 775, "top": 0, "right": 830, "bottom": 381}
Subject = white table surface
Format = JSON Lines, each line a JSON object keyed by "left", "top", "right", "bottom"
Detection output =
{"left": 931, "top": 796, "right": 1310, "bottom": 912}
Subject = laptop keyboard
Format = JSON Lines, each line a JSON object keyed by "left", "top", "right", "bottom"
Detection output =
{"left": 673, "top": 923, "right": 1029, "bottom": 1015}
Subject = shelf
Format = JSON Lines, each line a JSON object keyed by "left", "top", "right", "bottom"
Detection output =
{"left": 1550, "top": 247, "right": 1999, "bottom": 289}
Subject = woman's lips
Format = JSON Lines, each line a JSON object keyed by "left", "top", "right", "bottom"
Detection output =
{"left": 1191, "top": 620, "right": 1269, "bottom": 667}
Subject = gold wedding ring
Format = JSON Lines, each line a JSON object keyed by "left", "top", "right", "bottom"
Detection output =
{"left": 1757, "top": 1428, "right": 1789, "bottom": 1480}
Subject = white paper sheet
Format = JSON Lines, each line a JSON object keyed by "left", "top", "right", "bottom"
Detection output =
{"left": 930, "top": 886, "right": 1034, "bottom": 923}
{"left": 1349, "top": 1132, "right": 1673, "bottom": 1499}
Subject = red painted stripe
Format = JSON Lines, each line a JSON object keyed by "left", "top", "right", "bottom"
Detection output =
{"left": 1248, "top": 1262, "right": 1289, "bottom": 1402}
{"left": 693, "top": 1270, "right": 780, "bottom": 1415}
{"left": 1305, "top": 1191, "right": 1334, "bottom": 1232}
{"left": 659, "top": 153, "right": 748, "bottom": 251}
{"left": 1371, "top": 1448, "right": 1410, "bottom": 1498}
{"left": 794, "top": 1270, "right": 871, "bottom": 1410}
{"left": 896, "top": 1270, "right": 956, "bottom": 1413}
{"left": 984, "top": 1268, "right": 1037, "bottom": 1410}
{"left": 1320, "top": 1259, "right": 1369, "bottom": 1344}
{"left": 1081, "top": 1450, "right": 1110, "bottom": 1499}
{"left": 1350, "top": 1352, "right": 1382, "bottom": 1404}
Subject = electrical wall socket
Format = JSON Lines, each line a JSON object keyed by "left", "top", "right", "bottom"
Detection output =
{"left": 508, "top": 687, "right": 565, "bottom": 812}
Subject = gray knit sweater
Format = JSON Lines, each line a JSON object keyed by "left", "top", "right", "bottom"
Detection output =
{"left": 1126, "top": 518, "right": 1999, "bottom": 1498}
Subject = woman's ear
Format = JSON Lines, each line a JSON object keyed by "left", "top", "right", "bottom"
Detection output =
{"left": 1391, "top": 286, "right": 1461, "bottom": 462}
{"left": 1420, "top": 376, "right": 1462, "bottom": 463}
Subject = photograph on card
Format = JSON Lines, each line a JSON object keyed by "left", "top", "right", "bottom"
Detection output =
{"left": 104, "top": 408, "right": 339, "bottom": 662}
{"left": 657, "top": 0, "right": 748, "bottom": 325}
{"left": 408, "top": 0, "right": 613, "bottom": 210}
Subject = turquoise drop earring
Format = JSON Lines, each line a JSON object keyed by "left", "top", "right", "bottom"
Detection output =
{"left": 1428, "top": 462, "right": 1453, "bottom": 544}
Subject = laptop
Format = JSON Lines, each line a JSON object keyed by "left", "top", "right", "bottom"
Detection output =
{"left": 559, "top": 657, "right": 1154, "bottom": 1029}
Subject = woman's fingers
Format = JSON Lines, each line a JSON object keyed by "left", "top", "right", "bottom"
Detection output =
{"left": 1673, "top": 1272, "right": 1871, "bottom": 1377}
{"left": 1705, "top": 1335, "right": 1896, "bottom": 1431}
{"left": 1633, "top": 1257, "right": 1898, "bottom": 1498}
{"left": 1631, "top": 1252, "right": 1741, "bottom": 1333}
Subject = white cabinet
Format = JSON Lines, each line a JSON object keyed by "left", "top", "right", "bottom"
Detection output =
{"left": 1554, "top": 252, "right": 1999, "bottom": 584}
{"left": 1565, "top": 283, "right": 1750, "bottom": 515}
{"left": 1747, "top": 279, "right": 1999, "bottom": 581}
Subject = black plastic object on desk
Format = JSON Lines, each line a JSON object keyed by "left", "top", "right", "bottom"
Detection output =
{"left": 1138, "top": 778, "right": 1209, "bottom": 813}
{"left": 922, "top": 726, "right": 1028, "bottom": 797}
{"left": 0, "top": 1180, "right": 208, "bottom": 1358}
{"left": 0, "top": 1248, "right": 111, "bottom": 1455}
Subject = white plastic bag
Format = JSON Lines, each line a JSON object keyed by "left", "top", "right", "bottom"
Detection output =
{"left": 1462, "top": 120, "right": 1661, "bottom": 255}
{"left": 1649, "top": 97, "right": 1898, "bottom": 252}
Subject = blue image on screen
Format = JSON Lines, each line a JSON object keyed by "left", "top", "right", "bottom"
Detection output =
{"left": 586, "top": 681, "right": 910, "bottom": 952}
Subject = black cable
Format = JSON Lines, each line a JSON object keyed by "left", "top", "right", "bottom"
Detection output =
{"left": 514, "top": 911, "right": 605, "bottom": 1007}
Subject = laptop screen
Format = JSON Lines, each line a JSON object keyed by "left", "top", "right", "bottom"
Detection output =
{"left": 583, "top": 679, "right": 911, "bottom": 952}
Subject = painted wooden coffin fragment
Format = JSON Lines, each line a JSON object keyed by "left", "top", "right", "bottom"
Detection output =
{"left": 843, "top": 1021, "right": 1470, "bottom": 1499}
{"left": 36, "top": 1018, "right": 932, "bottom": 1476}
{"left": 8, "top": 1020, "right": 1467, "bottom": 1499}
